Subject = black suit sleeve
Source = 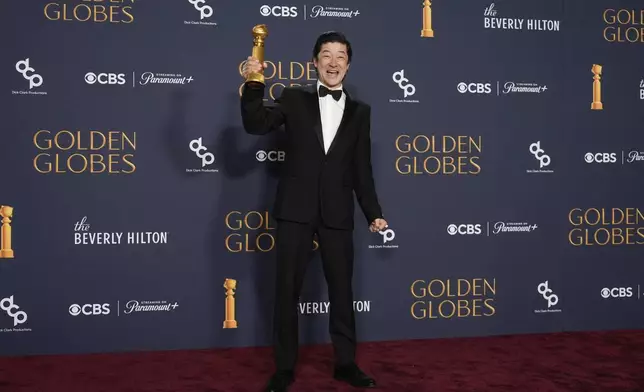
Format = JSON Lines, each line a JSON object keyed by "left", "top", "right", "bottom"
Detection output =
{"left": 240, "top": 81, "right": 287, "bottom": 135}
{"left": 353, "top": 105, "right": 383, "bottom": 225}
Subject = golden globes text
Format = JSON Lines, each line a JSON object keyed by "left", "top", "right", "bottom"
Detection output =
{"left": 603, "top": 8, "right": 644, "bottom": 43}
{"left": 568, "top": 208, "right": 644, "bottom": 246}
{"left": 395, "top": 134, "right": 482, "bottom": 175}
{"left": 410, "top": 278, "right": 496, "bottom": 320}
{"left": 225, "top": 210, "right": 318, "bottom": 252}
{"left": 239, "top": 60, "right": 317, "bottom": 101}
{"left": 33, "top": 129, "right": 136, "bottom": 174}
{"left": 44, "top": 0, "right": 136, "bottom": 23}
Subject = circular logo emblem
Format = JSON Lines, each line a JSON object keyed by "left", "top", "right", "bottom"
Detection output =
{"left": 85, "top": 72, "right": 97, "bottom": 84}
{"left": 69, "top": 304, "right": 82, "bottom": 316}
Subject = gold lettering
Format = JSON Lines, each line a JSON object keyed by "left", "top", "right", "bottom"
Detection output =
{"left": 44, "top": 1, "right": 135, "bottom": 23}
{"left": 396, "top": 134, "right": 482, "bottom": 176}
{"left": 410, "top": 280, "right": 426, "bottom": 298}
{"left": 225, "top": 211, "right": 317, "bottom": 252}
{"left": 33, "top": 130, "right": 136, "bottom": 174}
{"left": 410, "top": 279, "right": 496, "bottom": 320}
{"left": 410, "top": 301, "right": 426, "bottom": 319}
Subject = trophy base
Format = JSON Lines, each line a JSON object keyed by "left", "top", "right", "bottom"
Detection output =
{"left": 421, "top": 29, "right": 434, "bottom": 38}
{"left": 223, "top": 320, "right": 238, "bottom": 329}
{"left": 246, "top": 73, "right": 265, "bottom": 85}
{"left": 0, "top": 250, "right": 14, "bottom": 258}
{"left": 591, "top": 102, "right": 603, "bottom": 110}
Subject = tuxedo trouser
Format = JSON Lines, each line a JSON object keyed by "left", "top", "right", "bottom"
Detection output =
{"left": 273, "top": 214, "right": 356, "bottom": 371}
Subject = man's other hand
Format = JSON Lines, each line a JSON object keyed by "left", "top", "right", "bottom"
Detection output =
{"left": 369, "top": 218, "right": 388, "bottom": 233}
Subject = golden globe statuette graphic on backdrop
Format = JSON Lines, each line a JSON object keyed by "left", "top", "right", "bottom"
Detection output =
{"left": 246, "top": 24, "right": 269, "bottom": 84}
{"left": 0, "top": 205, "right": 14, "bottom": 259}
{"left": 223, "top": 278, "right": 238, "bottom": 329}
{"left": 591, "top": 64, "right": 603, "bottom": 110}
{"left": 421, "top": 0, "right": 434, "bottom": 38}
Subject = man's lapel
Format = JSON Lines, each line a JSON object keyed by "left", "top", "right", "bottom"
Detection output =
{"left": 305, "top": 84, "right": 358, "bottom": 155}
{"left": 327, "top": 88, "right": 358, "bottom": 155}
{"left": 305, "top": 84, "right": 325, "bottom": 151}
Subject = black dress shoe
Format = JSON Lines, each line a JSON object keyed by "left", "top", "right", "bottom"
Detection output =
{"left": 333, "top": 363, "right": 376, "bottom": 388}
{"left": 265, "top": 370, "right": 294, "bottom": 392}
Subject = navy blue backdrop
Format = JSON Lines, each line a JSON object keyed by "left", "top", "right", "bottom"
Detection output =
{"left": 1, "top": 0, "right": 644, "bottom": 356}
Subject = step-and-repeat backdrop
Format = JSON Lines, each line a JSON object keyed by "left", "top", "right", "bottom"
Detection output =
{"left": 1, "top": 0, "right": 644, "bottom": 356}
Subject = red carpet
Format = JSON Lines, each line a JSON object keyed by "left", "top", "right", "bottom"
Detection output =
{"left": 1, "top": 330, "right": 644, "bottom": 391}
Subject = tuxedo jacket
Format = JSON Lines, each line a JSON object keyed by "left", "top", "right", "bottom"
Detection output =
{"left": 240, "top": 81, "right": 383, "bottom": 230}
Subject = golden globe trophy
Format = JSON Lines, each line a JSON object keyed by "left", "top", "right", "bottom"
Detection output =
{"left": 223, "top": 278, "right": 238, "bottom": 329}
{"left": 591, "top": 64, "right": 603, "bottom": 110}
{"left": 246, "top": 24, "right": 269, "bottom": 84}
{"left": 0, "top": 205, "right": 14, "bottom": 259}
{"left": 421, "top": 0, "right": 434, "bottom": 38}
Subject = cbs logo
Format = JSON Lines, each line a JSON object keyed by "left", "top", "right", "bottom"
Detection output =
{"left": 457, "top": 82, "right": 492, "bottom": 94}
{"left": 85, "top": 72, "right": 126, "bottom": 85}
{"left": 256, "top": 150, "right": 285, "bottom": 162}
{"left": 447, "top": 224, "right": 482, "bottom": 235}
{"left": 600, "top": 287, "right": 633, "bottom": 298}
{"left": 260, "top": 5, "right": 298, "bottom": 17}
{"left": 584, "top": 152, "right": 617, "bottom": 163}
{"left": 69, "top": 303, "right": 111, "bottom": 316}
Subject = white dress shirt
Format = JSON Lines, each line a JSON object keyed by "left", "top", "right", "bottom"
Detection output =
{"left": 317, "top": 80, "right": 345, "bottom": 154}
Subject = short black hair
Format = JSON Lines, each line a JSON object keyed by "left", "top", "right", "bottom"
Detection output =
{"left": 312, "top": 31, "right": 352, "bottom": 63}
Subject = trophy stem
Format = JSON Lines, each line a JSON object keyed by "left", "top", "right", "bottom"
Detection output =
{"left": 247, "top": 46, "right": 265, "bottom": 84}
{"left": 246, "top": 25, "right": 269, "bottom": 85}
{"left": 0, "top": 207, "right": 13, "bottom": 259}
{"left": 591, "top": 67, "right": 603, "bottom": 110}
{"left": 421, "top": 0, "right": 434, "bottom": 38}
{"left": 223, "top": 279, "right": 238, "bottom": 329}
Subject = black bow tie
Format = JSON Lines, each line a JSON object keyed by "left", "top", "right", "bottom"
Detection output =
{"left": 318, "top": 85, "right": 342, "bottom": 101}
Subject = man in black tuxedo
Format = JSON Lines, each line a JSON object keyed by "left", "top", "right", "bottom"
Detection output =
{"left": 240, "top": 31, "right": 387, "bottom": 392}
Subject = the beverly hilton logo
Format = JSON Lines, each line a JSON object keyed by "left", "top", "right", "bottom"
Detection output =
{"left": 421, "top": 0, "right": 434, "bottom": 38}
{"left": 0, "top": 206, "right": 14, "bottom": 259}
{"left": 591, "top": 64, "right": 603, "bottom": 110}
{"left": 73, "top": 216, "right": 169, "bottom": 245}
{"left": 223, "top": 278, "right": 237, "bottom": 329}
